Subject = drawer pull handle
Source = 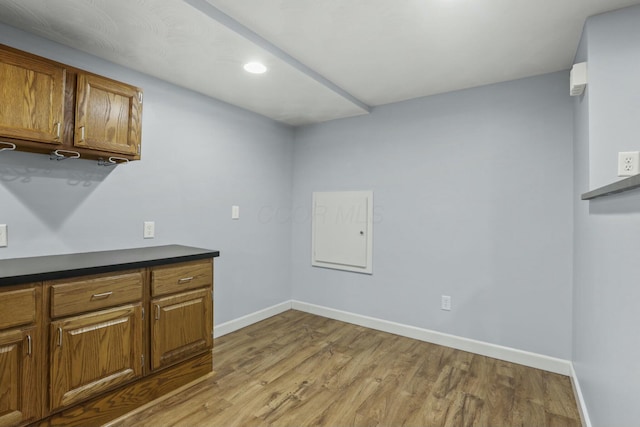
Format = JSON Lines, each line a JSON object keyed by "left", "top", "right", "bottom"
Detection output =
{"left": 91, "top": 291, "right": 113, "bottom": 300}
{"left": 58, "top": 328, "right": 63, "bottom": 347}
{"left": 26, "top": 335, "right": 32, "bottom": 356}
{"left": 178, "top": 277, "right": 194, "bottom": 284}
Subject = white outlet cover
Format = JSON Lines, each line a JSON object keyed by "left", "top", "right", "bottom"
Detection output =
{"left": 143, "top": 221, "right": 155, "bottom": 239}
{"left": 0, "top": 224, "right": 7, "bottom": 247}
{"left": 441, "top": 295, "right": 451, "bottom": 311}
{"left": 618, "top": 151, "right": 640, "bottom": 177}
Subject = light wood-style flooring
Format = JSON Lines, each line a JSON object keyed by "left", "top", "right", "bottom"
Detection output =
{"left": 109, "top": 310, "right": 582, "bottom": 427}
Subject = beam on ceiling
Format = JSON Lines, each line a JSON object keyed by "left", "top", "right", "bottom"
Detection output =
{"left": 182, "top": 0, "right": 371, "bottom": 114}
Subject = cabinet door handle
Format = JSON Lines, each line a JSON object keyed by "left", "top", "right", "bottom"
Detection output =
{"left": 178, "top": 276, "right": 194, "bottom": 284}
{"left": 54, "top": 122, "right": 61, "bottom": 139}
{"left": 50, "top": 149, "right": 80, "bottom": 160}
{"left": 91, "top": 291, "right": 113, "bottom": 300}
{"left": 79, "top": 126, "right": 85, "bottom": 142}
{"left": 0, "top": 141, "right": 17, "bottom": 152}
{"left": 155, "top": 305, "right": 160, "bottom": 320}
{"left": 26, "top": 335, "right": 32, "bottom": 356}
{"left": 57, "top": 328, "right": 63, "bottom": 347}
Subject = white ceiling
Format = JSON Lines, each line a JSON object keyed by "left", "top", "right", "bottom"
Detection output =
{"left": 0, "top": 0, "right": 639, "bottom": 126}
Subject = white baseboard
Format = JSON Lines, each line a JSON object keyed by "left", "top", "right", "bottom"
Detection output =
{"left": 570, "top": 363, "right": 592, "bottom": 427}
{"left": 291, "top": 300, "right": 572, "bottom": 376}
{"left": 214, "top": 301, "right": 292, "bottom": 338}
{"left": 213, "top": 299, "right": 572, "bottom": 375}
{"left": 213, "top": 299, "right": 586, "bottom": 422}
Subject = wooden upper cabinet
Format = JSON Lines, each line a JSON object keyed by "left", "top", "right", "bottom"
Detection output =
{"left": 0, "top": 44, "right": 143, "bottom": 161}
{"left": 74, "top": 73, "right": 142, "bottom": 157}
{"left": 0, "top": 48, "right": 65, "bottom": 145}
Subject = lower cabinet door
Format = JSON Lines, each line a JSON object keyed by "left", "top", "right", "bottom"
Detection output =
{"left": 151, "top": 288, "right": 212, "bottom": 371}
{"left": 50, "top": 304, "right": 143, "bottom": 411}
{"left": 0, "top": 327, "right": 39, "bottom": 427}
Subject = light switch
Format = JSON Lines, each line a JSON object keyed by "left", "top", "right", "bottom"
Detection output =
{"left": 232, "top": 205, "right": 240, "bottom": 220}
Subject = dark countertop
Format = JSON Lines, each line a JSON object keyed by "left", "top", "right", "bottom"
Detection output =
{"left": 0, "top": 245, "right": 220, "bottom": 287}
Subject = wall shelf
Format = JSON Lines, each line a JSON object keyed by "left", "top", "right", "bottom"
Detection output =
{"left": 581, "top": 174, "right": 640, "bottom": 200}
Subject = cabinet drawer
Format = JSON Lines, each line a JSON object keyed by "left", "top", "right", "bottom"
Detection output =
{"left": 0, "top": 287, "right": 36, "bottom": 329}
{"left": 50, "top": 271, "right": 143, "bottom": 318}
{"left": 151, "top": 260, "right": 212, "bottom": 297}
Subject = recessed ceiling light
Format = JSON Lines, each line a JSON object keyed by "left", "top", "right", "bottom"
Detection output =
{"left": 243, "top": 62, "right": 267, "bottom": 74}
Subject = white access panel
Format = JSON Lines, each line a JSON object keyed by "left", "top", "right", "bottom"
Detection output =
{"left": 312, "top": 191, "right": 373, "bottom": 274}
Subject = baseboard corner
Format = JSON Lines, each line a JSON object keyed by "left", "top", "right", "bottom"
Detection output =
{"left": 569, "top": 363, "right": 592, "bottom": 427}
{"left": 214, "top": 300, "right": 292, "bottom": 338}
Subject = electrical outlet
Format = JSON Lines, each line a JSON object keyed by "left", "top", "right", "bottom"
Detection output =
{"left": 618, "top": 151, "right": 640, "bottom": 177}
{"left": 0, "top": 224, "right": 7, "bottom": 247}
{"left": 143, "top": 221, "right": 155, "bottom": 239}
{"left": 441, "top": 295, "right": 451, "bottom": 311}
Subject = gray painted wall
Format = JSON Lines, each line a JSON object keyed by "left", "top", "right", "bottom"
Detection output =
{"left": 586, "top": 7, "right": 640, "bottom": 190}
{"left": 292, "top": 72, "right": 574, "bottom": 359}
{"left": 0, "top": 24, "right": 294, "bottom": 325}
{"left": 12, "top": 12, "right": 640, "bottom": 424}
{"left": 573, "top": 6, "right": 640, "bottom": 426}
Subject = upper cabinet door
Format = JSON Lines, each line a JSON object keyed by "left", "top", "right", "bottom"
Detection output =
{"left": 74, "top": 73, "right": 142, "bottom": 157}
{"left": 0, "top": 48, "right": 65, "bottom": 144}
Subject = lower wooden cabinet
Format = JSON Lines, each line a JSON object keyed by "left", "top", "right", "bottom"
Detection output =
{"left": 151, "top": 288, "right": 212, "bottom": 371}
{"left": 0, "top": 284, "right": 41, "bottom": 427}
{"left": 0, "top": 326, "right": 40, "bottom": 426}
{"left": 49, "top": 304, "right": 143, "bottom": 411}
{"left": 0, "top": 249, "right": 216, "bottom": 427}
